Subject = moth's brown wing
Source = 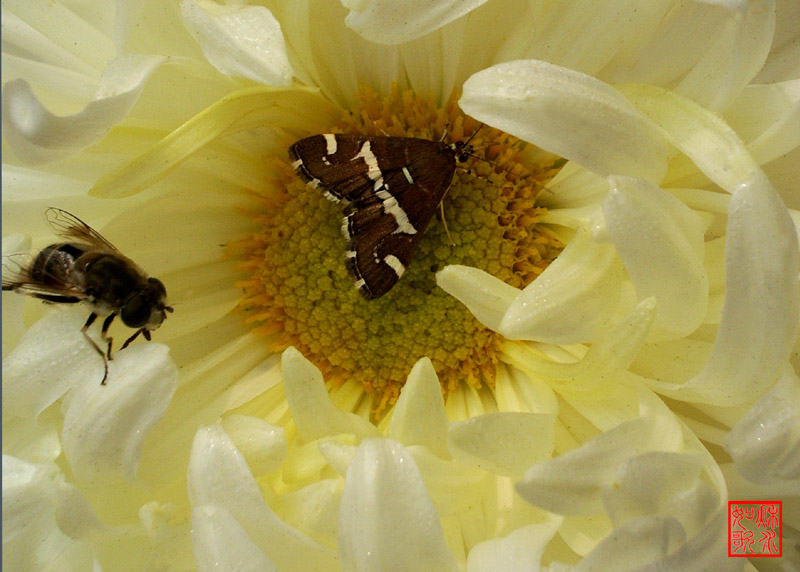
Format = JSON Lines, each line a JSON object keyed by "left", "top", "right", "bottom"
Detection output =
{"left": 289, "top": 135, "right": 455, "bottom": 204}
{"left": 290, "top": 134, "right": 457, "bottom": 298}
{"left": 341, "top": 144, "right": 456, "bottom": 298}
{"left": 46, "top": 207, "right": 119, "bottom": 252}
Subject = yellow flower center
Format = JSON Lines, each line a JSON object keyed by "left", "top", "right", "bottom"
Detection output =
{"left": 237, "top": 86, "right": 562, "bottom": 412}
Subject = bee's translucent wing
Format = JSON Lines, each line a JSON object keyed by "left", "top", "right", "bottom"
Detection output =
{"left": 45, "top": 207, "right": 119, "bottom": 252}
{"left": 2, "top": 251, "right": 88, "bottom": 301}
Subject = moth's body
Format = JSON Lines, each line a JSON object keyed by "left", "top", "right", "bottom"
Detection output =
{"left": 2, "top": 208, "right": 172, "bottom": 384}
{"left": 290, "top": 133, "right": 467, "bottom": 298}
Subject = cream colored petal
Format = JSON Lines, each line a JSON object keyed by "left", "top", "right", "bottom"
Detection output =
{"left": 387, "top": 357, "right": 450, "bottom": 458}
{"left": 191, "top": 505, "right": 279, "bottom": 572}
{"left": 2, "top": 233, "right": 31, "bottom": 354}
{"left": 460, "top": 60, "right": 668, "bottom": 181}
{"left": 61, "top": 343, "right": 178, "bottom": 482}
{"left": 499, "top": 228, "right": 625, "bottom": 344}
{"left": 2, "top": 309, "right": 107, "bottom": 418}
{"left": 338, "top": 438, "right": 460, "bottom": 572}
{"left": 725, "top": 79, "right": 800, "bottom": 167}
{"left": 516, "top": 402, "right": 682, "bottom": 516}
{"left": 180, "top": 0, "right": 292, "bottom": 86}
{"left": 628, "top": 87, "right": 800, "bottom": 404}
{"left": 342, "top": 0, "right": 489, "bottom": 45}
{"left": 603, "top": 176, "right": 708, "bottom": 338}
{"left": 447, "top": 412, "right": 556, "bottom": 477}
{"left": 2, "top": 456, "right": 97, "bottom": 571}
{"left": 680, "top": 173, "right": 799, "bottom": 404}
{"left": 466, "top": 515, "right": 562, "bottom": 572}
{"left": 583, "top": 516, "right": 687, "bottom": 568}
{"left": 676, "top": 0, "right": 774, "bottom": 110}
{"left": 756, "top": 0, "right": 800, "bottom": 83}
{"left": 2, "top": 413, "right": 61, "bottom": 465}
{"left": 90, "top": 86, "right": 338, "bottom": 198}
{"left": 281, "top": 479, "right": 342, "bottom": 549}
{"left": 579, "top": 508, "right": 730, "bottom": 571}
{"left": 511, "top": 1, "right": 673, "bottom": 79}
{"left": 602, "top": 452, "right": 704, "bottom": 525}
{"left": 277, "top": 2, "right": 401, "bottom": 107}
{"left": 403, "top": 445, "right": 486, "bottom": 514}
{"left": 187, "top": 425, "right": 339, "bottom": 572}
{"left": 221, "top": 415, "right": 288, "bottom": 476}
{"left": 2, "top": 55, "right": 165, "bottom": 164}
{"left": 435, "top": 264, "right": 518, "bottom": 332}
{"left": 623, "top": 83, "right": 760, "bottom": 191}
{"left": 724, "top": 367, "right": 800, "bottom": 482}
{"left": 281, "top": 347, "right": 379, "bottom": 442}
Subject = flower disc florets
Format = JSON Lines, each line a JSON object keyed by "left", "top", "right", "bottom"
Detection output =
{"left": 238, "top": 86, "right": 563, "bottom": 412}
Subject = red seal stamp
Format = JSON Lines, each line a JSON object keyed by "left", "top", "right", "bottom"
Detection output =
{"left": 728, "top": 501, "right": 782, "bottom": 557}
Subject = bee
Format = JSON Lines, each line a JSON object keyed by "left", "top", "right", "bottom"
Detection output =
{"left": 2, "top": 207, "right": 173, "bottom": 384}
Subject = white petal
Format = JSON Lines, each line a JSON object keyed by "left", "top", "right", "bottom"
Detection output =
{"left": 725, "top": 80, "right": 800, "bottom": 166}
{"left": 676, "top": 0, "right": 774, "bottom": 110}
{"left": 342, "top": 0, "right": 489, "bottom": 45}
{"left": 338, "top": 438, "right": 459, "bottom": 572}
{"left": 623, "top": 83, "right": 759, "bottom": 191}
{"left": 460, "top": 60, "right": 668, "bottom": 181}
{"left": 681, "top": 173, "right": 799, "bottom": 404}
{"left": 466, "top": 516, "right": 562, "bottom": 572}
{"left": 602, "top": 452, "right": 704, "bottom": 526}
{"left": 2, "top": 456, "right": 97, "bottom": 571}
{"left": 281, "top": 347, "right": 379, "bottom": 442}
{"left": 626, "top": 87, "right": 800, "bottom": 403}
{"left": 448, "top": 412, "right": 556, "bottom": 477}
{"left": 2, "top": 412, "right": 61, "bottom": 464}
{"left": 724, "top": 367, "right": 800, "bottom": 481}
{"left": 191, "top": 505, "right": 279, "bottom": 572}
{"left": 2, "top": 308, "right": 107, "bottom": 418}
{"left": 2, "top": 233, "right": 31, "bottom": 354}
{"left": 435, "top": 265, "right": 519, "bottom": 331}
{"left": 580, "top": 508, "right": 733, "bottom": 571}
{"left": 221, "top": 415, "right": 288, "bottom": 476}
{"left": 61, "top": 343, "right": 178, "bottom": 482}
{"left": 387, "top": 357, "right": 450, "bottom": 458}
{"left": 603, "top": 176, "right": 708, "bottom": 338}
{"left": 90, "top": 87, "right": 337, "bottom": 198}
{"left": 580, "top": 516, "right": 687, "bottom": 569}
{"left": 281, "top": 479, "right": 342, "bottom": 548}
{"left": 2, "top": 55, "right": 165, "bottom": 164}
{"left": 516, "top": 410, "right": 681, "bottom": 516}
{"left": 187, "top": 425, "right": 339, "bottom": 572}
{"left": 180, "top": 0, "right": 292, "bottom": 86}
{"left": 499, "top": 228, "right": 626, "bottom": 343}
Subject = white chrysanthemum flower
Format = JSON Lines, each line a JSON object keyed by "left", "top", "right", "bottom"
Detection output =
{"left": 3, "top": 1, "right": 799, "bottom": 571}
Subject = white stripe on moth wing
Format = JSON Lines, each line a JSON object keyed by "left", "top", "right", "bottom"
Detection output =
{"left": 383, "top": 255, "right": 405, "bottom": 277}
{"left": 324, "top": 134, "right": 338, "bottom": 155}
{"left": 375, "top": 189, "right": 416, "bottom": 235}
{"left": 353, "top": 141, "right": 382, "bottom": 181}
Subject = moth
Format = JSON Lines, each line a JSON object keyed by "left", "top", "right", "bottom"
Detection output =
{"left": 2, "top": 208, "right": 173, "bottom": 384}
{"left": 289, "top": 131, "right": 479, "bottom": 299}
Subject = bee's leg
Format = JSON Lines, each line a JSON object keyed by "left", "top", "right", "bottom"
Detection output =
{"left": 101, "top": 313, "right": 117, "bottom": 359}
{"left": 81, "top": 312, "right": 109, "bottom": 385}
{"left": 121, "top": 329, "right": 143, "bottom": 350}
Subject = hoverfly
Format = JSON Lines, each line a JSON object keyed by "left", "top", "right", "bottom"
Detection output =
{"left": 2, "top": 208, "right": 173, "bottom": 384}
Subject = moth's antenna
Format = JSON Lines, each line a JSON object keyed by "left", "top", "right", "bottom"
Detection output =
{"left": 439, "top": 201, "right": 455, "bottom": 246}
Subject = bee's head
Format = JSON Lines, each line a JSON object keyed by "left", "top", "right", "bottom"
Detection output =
{"left": 120, "top": 278, "right": 172, "bottom": 330}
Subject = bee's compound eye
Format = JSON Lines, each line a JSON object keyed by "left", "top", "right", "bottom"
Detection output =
{"left": 120, "top": 292, "right": 152, "bottom": 328}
